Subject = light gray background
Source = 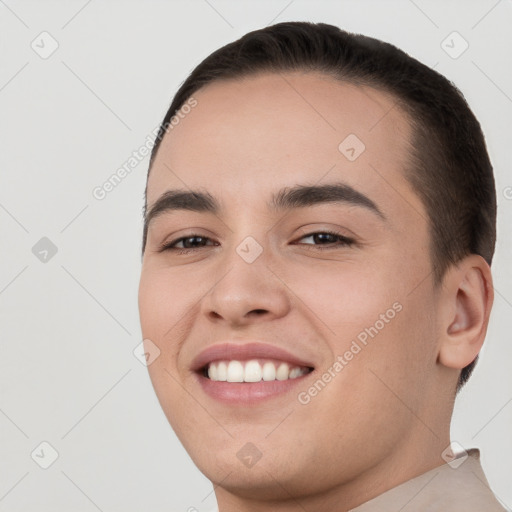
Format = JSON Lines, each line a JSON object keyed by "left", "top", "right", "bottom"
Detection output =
{"left": 1, "top": 0, "right": 511, "bottom": 510}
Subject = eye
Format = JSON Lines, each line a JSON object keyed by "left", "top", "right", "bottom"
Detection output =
{"left": 295, "top": 230, "right": 355, "bottom": 249}
{"left": 158, "top": 230, "right": 355, "bottom": 254}
{"left": 159, "top": 235, "right": 218, "bottom": 254}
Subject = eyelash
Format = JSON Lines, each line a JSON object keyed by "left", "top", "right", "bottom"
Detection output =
{"left": 158, "top": 230, "right": 355, "bottom": 254}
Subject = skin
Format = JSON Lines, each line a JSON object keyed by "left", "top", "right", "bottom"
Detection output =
{"left": 138, "top": 71, "right": 493, "bottom": 512}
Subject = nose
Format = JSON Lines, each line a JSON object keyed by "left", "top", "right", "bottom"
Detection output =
{"left": 201, "top": 247, "right": 291, "bottom": 327}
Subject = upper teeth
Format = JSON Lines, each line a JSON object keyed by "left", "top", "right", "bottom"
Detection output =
{"left": 207, "top": 360, "right": 310, "bottom": 382}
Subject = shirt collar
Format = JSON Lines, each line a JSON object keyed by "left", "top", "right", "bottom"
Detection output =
{"left": 350, "top": 448, "right": 506, "bottom": 511}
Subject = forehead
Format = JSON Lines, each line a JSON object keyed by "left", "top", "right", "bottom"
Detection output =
{"left": 147, "top": 71, "right": 423, "bottom": 222}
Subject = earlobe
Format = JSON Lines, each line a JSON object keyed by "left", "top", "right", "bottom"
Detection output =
{"left": 437, "top": 255, "right": 494, "bottom": 371}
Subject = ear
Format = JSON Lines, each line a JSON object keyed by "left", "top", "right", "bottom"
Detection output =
{"left": 437, "top": 255, "right": 494, "bottom": 371}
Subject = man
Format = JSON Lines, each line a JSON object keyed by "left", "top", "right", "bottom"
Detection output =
{"left": 138, "top": 22, "right": 506, "bottom": 511}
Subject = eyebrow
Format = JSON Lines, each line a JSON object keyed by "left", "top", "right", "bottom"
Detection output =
{"left": 144, "top": 182, "right": 385, "bottom": 233}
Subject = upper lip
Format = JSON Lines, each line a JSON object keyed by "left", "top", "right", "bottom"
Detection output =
{"left": 190, "top": 342, "right": 315, "bottom": 372}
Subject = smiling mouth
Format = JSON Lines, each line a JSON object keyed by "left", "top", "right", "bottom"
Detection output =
{"left": 201, "top": 359, "right": 314, "bottom": 383}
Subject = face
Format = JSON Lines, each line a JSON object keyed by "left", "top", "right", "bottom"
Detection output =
{"left": 138, "top": 72, "right": 445, "bottom": 501}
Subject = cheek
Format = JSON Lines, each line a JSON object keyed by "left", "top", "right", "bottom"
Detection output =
{"left": 139, "top": 266, "right": 164, "bottom": 319}
{"left": 289, "top": 260, "right": 436, "bottom": 380}
{"left": 285, "top": 262, "right": 399, "bottom": 338}
{"left": 138, "top": 266, "right": 195, "bottom": 336}
{"left": 138, "top": 269, "right": 198, "bottom": 434}
{"left": 138, "top": 267, "right": 191, "bottom": 378}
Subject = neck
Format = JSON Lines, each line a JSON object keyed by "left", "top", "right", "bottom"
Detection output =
{"left": 214, "top": 427, "right": 451, "bottom": 512}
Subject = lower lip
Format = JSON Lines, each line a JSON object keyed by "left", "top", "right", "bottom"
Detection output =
{"left": 195, "top": 372, "right": 314, "bottom": 405}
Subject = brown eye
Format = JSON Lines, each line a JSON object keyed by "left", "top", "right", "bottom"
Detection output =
{"left": 297, "top": 230, "right": 354, "bottom": 248}
{"left": 159, "top": 235, "right": 218, "bottom": 253}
